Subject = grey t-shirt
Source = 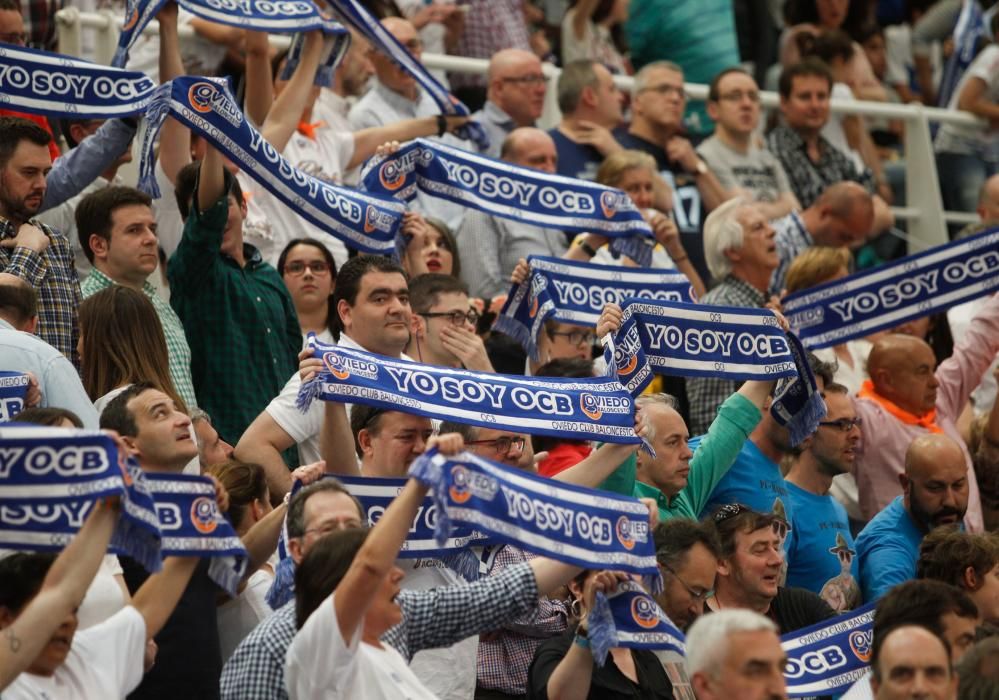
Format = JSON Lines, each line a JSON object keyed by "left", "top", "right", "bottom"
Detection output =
{"left": 697, "top": 135, "right": 793, "bottom": 203}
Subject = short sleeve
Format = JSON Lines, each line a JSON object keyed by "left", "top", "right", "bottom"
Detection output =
{"left": 967, "top": 46, "right": 999, "bottom": 87}
{"left": 266, "top": 372, "right": 323, "bottom": 445}
{"left": 285, "top": 593, "right": 355, "bottom": 699}
{"left": 81, "top": 605, "right": 147, "bottom": 695}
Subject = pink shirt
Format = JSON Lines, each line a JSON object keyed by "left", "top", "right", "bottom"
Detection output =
{"left": 853, "top": 294, "right": 999, "bottom": 533}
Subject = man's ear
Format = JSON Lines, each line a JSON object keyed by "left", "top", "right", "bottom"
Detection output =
{"left": 898, "top": 472, "right": 910, "bottom": 493}
{"left": 357, "top": 428, "right": 373, "bottom": 457}
{"left": 706, "top": 100, "right": 720, "bottom": 122}
{"left": 89, "top": 234, "right": 109, "bottom": 262}
{"left": 722, "top": 246, "right": 742, "bottom": 264}
{"left": 24, "top": 315, "right": 38, "bottom": 335}
{"left": 68, "top": 123, "right": 89, "bottom": 147}
{"left": 716, "top": 557, "right": 732, "bottom": 577}
{"left": 0, "top": 606, "right": 15, "bottom": 628}
{"left": 963, "top": 565, "right": 979, "bottom": 590}
{"left": 119, "top": 434, "right": 139, "bottom": 457}
{"left": 411, "top": 313, "right": 425, "bottom": 339}
{"left": 287, "top": 537, "right": 304, "bottom": 565}
{"left": 337, "top": 300, "right": 352, "bottom": 331}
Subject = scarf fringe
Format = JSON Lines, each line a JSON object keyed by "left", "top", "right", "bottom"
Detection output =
{"left": 608, "top": 235, "right": 653, "bottom": 269}
{"left": 266, "top": 555, "right": 297, "bottom": 610}
{"left": 587, "top": 591, "right": 616, "bottom": 667}
{"left": 492, "top": 311, "right": 541, "bottom": 363}
{"left": 296, "top": 375, "right": 323, "bottom": 413}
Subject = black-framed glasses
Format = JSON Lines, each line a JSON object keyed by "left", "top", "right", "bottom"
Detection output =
{"left": 284, "top": 260, "right": 331, "bottom": 276}
{"left": 419, "top": 309, "right": 480, "bottom": 326}
{"left": 548, "top": 330, "right": 597, "bottom": 346}
{"left": 818, "top": 417, "right": 863, "bottom": 432}
{"left": 639, "top": 84, "right": 685, "bottom": 99}
{"left": 468, "top": 436, "right": 526, "bottom": 456}
{"left": 659, "top": 561, "right": 714, "bottom": 601}
{"left": 502, "top": 74, "right": 549, "bottom": 85}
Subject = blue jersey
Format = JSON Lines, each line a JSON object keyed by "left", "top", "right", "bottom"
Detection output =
{"left": 548, "top": 129, "right": 603, "bottom": 182}
{"left": 696, "top": 437, "right": 794, "bottom": 527}
{"left": 855, "top": 496, "right": 924, "bottom": 603}
{"left": 784, "top": 481, "right": 861, "bottom": 613}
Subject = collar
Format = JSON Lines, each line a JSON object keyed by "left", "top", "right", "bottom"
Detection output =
{"left": 633, "top": 479, "right": 671, "bottom": 508}
{"left": 720, "top": 274, "right": 770, "bottom": 303}
{"left": 777, "top": 125, "right": 834, "bottom": 156}
{"left": 0, "top": 318, "right": 14, "bottom": 331}
{"left": 481, "top": 100, "right": 517, "bottom": 129}
{"left": 89, "top": 268, "right": 159, "bottom": 297}
{"left": 857, "top": 380, "right": 942, "bottom": 433}
{"left": 373, "top": 79, "right": 423, "bottom": 113}
{"left": 338, "top": 333, "right": 412, "bottom": 361}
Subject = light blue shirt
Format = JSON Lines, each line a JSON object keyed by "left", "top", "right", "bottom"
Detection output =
{"left": 855, "top": 495, "right": 924, "bottom": 603}
{"left": 40, "top": 119, "right": 136, "bottom": 212}
{"left": 471, "top": 101, "right": 518, "bottom": 158}
{"left": 785, "top": 481, "right": 861, "bottom": 612}
{"left": 0, "top": 318, "right": 99, "bottom": 428}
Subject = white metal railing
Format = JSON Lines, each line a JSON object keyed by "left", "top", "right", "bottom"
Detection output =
{"left": 55, "top": 7, "right": 987, "bottom": 251}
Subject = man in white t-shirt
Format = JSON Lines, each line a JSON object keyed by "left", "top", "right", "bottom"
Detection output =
{"left": 235, "top": 255, "right": 415, "bottom": 498}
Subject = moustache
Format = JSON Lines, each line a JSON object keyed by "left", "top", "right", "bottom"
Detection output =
{"left": 930, "top": 507, "right": 964, "bottom": 523}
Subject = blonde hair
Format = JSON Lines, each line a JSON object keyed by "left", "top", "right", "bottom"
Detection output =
{"left": 784, "top": 246, "right": 852, "bottom": 294}
{"left": 595, "top": 150, "right": 658, "bottom": 188}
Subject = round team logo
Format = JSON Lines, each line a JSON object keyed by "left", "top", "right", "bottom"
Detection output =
{"left": 580, "top": 394, "right": 603, "bottom": 421}
{"left": 600, "top": 190, "right": 619, "bottom": 219}
{"left": 122, "top": 8, "right": 139, "bottom": 30}
{"left": 615, "top": 515, "right": 635, "bottom": 551}
{"left": 323, "top": 352, "right": 350, "bottom": 380}
{"left": 849, "top": 629, "right": 873, "bottom": 662}
{"left": 190, "top": 496, "right": 218, "bottom": 534}
{"left": 630, "top": 594, "right": 661, "bottom": 629}
{"left": 448, "top": 465, "right": 473, "bottom": 504}
{"left": 378, "top": 162, "right": 406, "bottom": 191}
{"left": 188, "top": 82, "right": 218, "bottom": 113}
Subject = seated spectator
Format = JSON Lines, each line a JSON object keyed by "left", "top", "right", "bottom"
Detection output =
{"left": 934, "top": 15, "right": 999, "bottom": 221}
{"left": 561, "top": 0, "right": 630, "bottom": 75}
{"left": 870, "top": 626, "right": 957, "bottom": 700}
{"left": 917, "top": 527, "right": 999, "bottom": 627}
{"left": 399, "top": 214, "right": 461, "bottom": 278}
{"left": 771, "top": 180, "right": 874, "bottom": 291}
{"left": 684, "top": 610, "right": 788, "bottom": 700}
{"left": 956, "top": 174, "right": 999, "bottom": 239}
{"left": 78, "top": 286, "right": 188, "bottom": 416}
{"left": 527, "top": 570, "right": 672, "bottom": 699}
{"left": 277, "top": 239, "right": 337, "bottom": 345}
{"left": 784, "top": 383, "right": 862, "bottom": 612}
{"left": 457, "top": 128, "right": 567, "bottom": 300}
{"left": 407, "top": 274, "right": 492, "bottom": 371}
{"left": 0, "top": 274, "right": 97, "bottom": 427}
{"left": 856, "top": 434, "right": 971, "bottom": 602}
{"left": 652, "top": 519, "right": 722, "bottom": 632}
{"left": 706, "top": 506, "right": 836, "bottom": 633}
{"left": 614, "top": 61, "right": 730, "bottom": 283}
{"left": 473, "top": 49, "right": 549, "bottom": 157}
{"left": 699, "top": 68, "right": 800, "bottom": 221}
{"left": 548, "top": 60, "right": 624, "bottom": 181}
{"left": 0, "top": 118, "right": 82, "bottom": 362}
{"left": 76, "top": 186, "right": 197, "bottom": 410}
{"left": 767, "top": 60, "right": 893, "bottom": 233}
{"left": 191, "top": 409, "right": 235, "bottom": 471}
{"left": 171, "top": 145, "right": 302, "bottom": 446}
{"left": 853, "top": 294, "right": 999, "bottom": 529}
{"left": 686, "top": 198, "right": 779, "bottom": 435}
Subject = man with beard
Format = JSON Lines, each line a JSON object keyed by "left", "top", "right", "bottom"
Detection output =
{"left": 0, "top": 118, "right": 81, "bottom": 362}
{"left": 856, "top": 434, "right": 970, "bottom": 602}
{"left": 783, "top": 384, "right": 862, "bottom": 612}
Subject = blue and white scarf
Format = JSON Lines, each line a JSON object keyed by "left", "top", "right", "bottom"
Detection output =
{"left": 113, "top": 0, "right": 348, "bottom": 70}
{"left": 0, "top": 48, "right": 407, "bottom": 256}
{"left": 142, "top": 472, "right": 248, "bottom": 595}
{"left": 324, "top": 0, "right": 486, "bottom": 149}
{"left": 586, "top": 580, "right": 686, "bottom": 666}
{"left": 298, "top": 338, "right": 642, "bottom": 445}
{"left": 0, "top": 372, "right": 30, "bottom": 422}
{"left": 361, "top": 140, "right": 657, "bottom": 266}
{"left": 0, "top": 425, "right": 162, "bottom": 572}
{"left": 409, "top": 449, "right": 661, "bottom": 587}
{"left": 783, "top": 227, "right": 999, "bottom": 349}
{"left": 608, "top": 298, "right": 825, "bottom": 445}
{"left": 781, "top": 603, "right": 875, "bottom": 698}
{"left": 495, "top": 255, "right": 695, "bottom": 361}
{"left": 937, "top": 0, "right": 990, "bottom": 107}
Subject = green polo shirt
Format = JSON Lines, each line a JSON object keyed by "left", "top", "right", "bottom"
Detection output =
{"left": 606, "top": 392, "right": 762, "bottom": 522}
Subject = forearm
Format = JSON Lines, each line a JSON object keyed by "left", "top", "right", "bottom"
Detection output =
{"left": 319, "top": 402, "right": 361, "bottom": 477}
{"left": 233, "top": 423, "right": 294, "bottom": 500}
{"left": 348, "top": 118, "right": 439, "bottom": 169}
{"left": 240, "top": 503, "right": 287, "bottom": 575}
{"left": 736, "top": 379, "right": 776, "bottom": 409}
{"left": 697, "top": 171, "right": 729, "bottom": 211}
{"left": 545, "top": 643, "right": 594, "bottom": 700}
{"left": 243, "top": 30, "right": 274, "bottom": 127}
{"left": 554, "top": 442, "right": 638, "bottom": 489}
{"left": 260, "top": 35, "right": 323, "bottom": 154}
{"left": 197, "top": 146, "right": 226, "bottom": 213}
{"left": 40, "top": 119, "right": 135, "bottom": 211}
{"left": 674, "top": 256, "right": 707, "bottom": 298}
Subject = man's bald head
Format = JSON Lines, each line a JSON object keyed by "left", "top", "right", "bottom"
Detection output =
{"left": 0, "top": 273, "right": 36, "bottom": 331}
{"left": 902, "top": 434, "right": 969, "bottom": 531}
{"left": 500, "top": 127, "right": 557, "bottom": 173}
{"left": 808, "top": 181, "right": 874, "bottom": 247}
{"left": 487, "top": 49, "right": 546, "bottom": 126}
{"left": 868, "top": 334, "right": 939, "bottom": 415}
{"left": 871, "top": 625, "right": 955, "bottom": 700}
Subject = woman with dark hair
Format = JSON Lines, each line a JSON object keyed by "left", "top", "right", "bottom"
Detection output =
{"left": 78, "top": 286, "right": 187, "bottom": 416}
{"left": 561, "top": 0, "right": 631, "bottom": 75}
{"left": 278, "top": 239, "right": 338, "bottom": 345}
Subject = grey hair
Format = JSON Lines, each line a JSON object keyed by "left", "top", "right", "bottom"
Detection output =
{"left": 557, "top": 60, "right": 600, "bottom": 113}
{"left": 703, "top": 196, "right": 748, "bottom": 281}
{"left": 189, "top": 408, "right": 212, "bottom": 424}
{"left": 635, "top": 393, "right": 679, "bottom": 442}
{"left": 686, "top": 609, "right": 778, "bottom": 680}
{"left": 632, "top": 60, "right": 684, "bottom": 98}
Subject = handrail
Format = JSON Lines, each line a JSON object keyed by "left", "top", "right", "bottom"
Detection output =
{"left": 55, "top": 7, "right": 988, "bottom": 249}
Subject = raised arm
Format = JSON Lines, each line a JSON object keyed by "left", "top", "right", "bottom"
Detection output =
{"left": 0, "top": 498, "right": 117, "bottom": 690}
{"left": 156, "top": 1, "right": 190, "bottom": 184}
{"left": 259, "top": 31, "right": 324, "bottom": 155}
{"left": 243, "top": 28, "right": 274, "bottom": 128}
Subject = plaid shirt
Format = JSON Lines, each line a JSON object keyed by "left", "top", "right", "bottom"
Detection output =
{"left": 167, "top": 194, "right": 300, "bottom": 444}
{"left": 81, "top": 268, "right": 198, "bottom": 410}
{"left": 771, "top": 210, "right": 814, "bottom": 293}
{"left": 0, "top": 217, "right": 80, "bottom": 363}
{"left": 219, "top": 562, "right": 538, "bottom": 700}
{"left": 686, "top": 275, "right": 768, "bottom": 435}
{"left": 451, "top": 0, "right": 532, "bottom": 90}
{"left": 476, "top": 547, "right": 568, "bottom": 695}
{"left": 19, "top": 0, "right": 63, "bottom": 50}
{"left": 766, "top": 125, "right": 876, "bottom": 208}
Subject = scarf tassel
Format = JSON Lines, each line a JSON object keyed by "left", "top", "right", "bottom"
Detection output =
{"left": 110, "top": 510, "right": 162, "bottom": 575}
{"left": 296, "top": 375, "right": 323, "bottom": 413}
{"left": 266, "top": 555, "right": 297, "bottom": 610}
{"left": 492, "top": 309, "right": 542, "bottom": 363}
{"left": 407, "top": 450, "right": 453, "bottom": 545}
{"left": 587, "top": 590, "right": 616, "bottom": 667}
{"left": 608, "top": 235, "right": 653, "bottom": 269}
{"left": 785, "top": 388, "right": 828, "bottom": 448}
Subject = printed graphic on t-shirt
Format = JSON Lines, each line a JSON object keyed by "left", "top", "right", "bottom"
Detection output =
{"left": 819, "top": 531, "right": 861, "bottom": 612}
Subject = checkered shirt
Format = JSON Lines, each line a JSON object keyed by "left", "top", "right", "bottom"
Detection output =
{"left": 220, "top": 562, "right": 538, "bottom": 700}
{"left": 771, "top": 210, "right": 815, "bottom": 293}
{"left": 451, "top": 0, "right": 532, "bottom": 90}
{"left": 0, "top": 217, "right": 81, "bottom": 363}
{"left": 81, "top": 268, "right": 198, "bottom": 410}
{"left": 766, "top": 125, "right": 876, "bottom": 208}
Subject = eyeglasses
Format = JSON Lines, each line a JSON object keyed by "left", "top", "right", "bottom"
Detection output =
{"left": 468, "top": 436, "right": 526, "bottom": 456}
{"left": 640, "top": 84, "right": 685, "bottom": 99}
{"left": 502, "top": 75, "right": 549, "bottom": 85}
{"left": 659, "top": 561, "right": 714, "bottom": 601}
{"left": 548, "top": 330, "right": 597, "bottom": 346}
{"left": 818, "top": 417, "right": 863, "bottom": 432}
{"left": 284, "top": 260, "right": 331, "bottom": 276}
{"left": 419, "top": 309, "right": 480, "bottom": 326}
{"left": 718, "top": 90, "right": 760, "bottom": 103}
{"left": 0, "top": 32, "right": 27, "bottom": 45}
